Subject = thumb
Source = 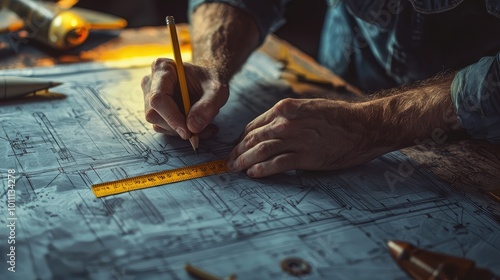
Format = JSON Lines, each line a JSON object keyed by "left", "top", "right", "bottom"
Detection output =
{"left": 187, "top": 81, "right": 229, "bottom": 133}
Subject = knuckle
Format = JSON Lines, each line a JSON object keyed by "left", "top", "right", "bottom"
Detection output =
{"left": 151, "top": 58, "right": 168, "bottom": 71}
{"left": 236, "top": 156, "right": 248, "bottom": 170}
{"left": 163, "top": 113, "right": 179, "bottom": 127}
{"left": 263, "top": 129, "right": 275, "bottom": 139}
{"left": 305, "top": 128, "right": 321, "bottom": 142}
{"left": 274, "top": 155, "right": 293, "bottom": 170}
{"left": 144, "top": 109, "right": 158, "bottom": 124}
{"left": 275, "top": 98, "right": 298, "bottom": 119}
{"left": 141, "top": 75, "right": 150, "bottom": 90}
{"left": 273, "top": 118, "right": 291, "bottom": 133}
{"left": 244, "top": 132, "right": 258, "bottom": 148}
{"left": 149, "top": 91, "right": 163, "bottom": 109}
{"left": 244, "top": 122, "right": 254, "bottom": 135}
{"left": 255, "top": 142, "right": 270, "bottom": 157}
{"left": 194, "top": 100, "right": 220, "bottom": 118}
{"left": 151, "top": 58, "right": 177, "bottom": 75}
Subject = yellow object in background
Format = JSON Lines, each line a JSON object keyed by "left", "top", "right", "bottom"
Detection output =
{"left": 0, "top": 0, "right": 127, "bottom": 50}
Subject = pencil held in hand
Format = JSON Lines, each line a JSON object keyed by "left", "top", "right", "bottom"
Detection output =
{"left": 166, "top": 16, "right": 199, "bottom": 155}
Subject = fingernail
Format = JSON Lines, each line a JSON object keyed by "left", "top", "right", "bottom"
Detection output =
{"left": 189, "top": 115, "right": 205, "bottom": 131}
{"left": 176, "top": 127, "right": 187, "bottom": 139}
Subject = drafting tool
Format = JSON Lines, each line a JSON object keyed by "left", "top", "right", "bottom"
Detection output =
{"left": 1, "top": 76, "right": 62, "bottom": 99}
{"left": 387, "top": 240, "right": 497, "bottom": 280}
{"left": 166, "top": 15, "right": 199, "bottom": 154}
{"left": 185, "top": 263, "right": 237, "bottom": 280}
{"left": 92, "top": 159, "right": 228, "bottom": 198}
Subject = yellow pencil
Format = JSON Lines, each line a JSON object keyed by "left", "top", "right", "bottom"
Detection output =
{"left": 166, "top": 16, "right": 199, "bottom": 155}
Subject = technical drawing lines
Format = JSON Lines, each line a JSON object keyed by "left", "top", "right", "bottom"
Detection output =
{"left": 33, "top": 112, "right": 76, "bottom": 164}
{"left": 75, "top": 86, "right": 163, "bottom": 163}
{"left": 5, "top": 130, "right": 33, "bottom": 157}
{"left": 2, "top": 55, "right": 499, "bottom": 279}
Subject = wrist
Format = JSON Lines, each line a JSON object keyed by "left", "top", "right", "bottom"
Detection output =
{"left": 318, "top": 100, "right": 396, "bottom": 160}
{"left": 195, "top": 63, "right": 231, "bottom": 85}
{"left": 361, "top": 80, "right": 462, "bottom": 152}
{"left": 363, "top": 96, "right": 416, "bottom": 151}
{"left": 350, "top": 100, "right": 400, "bottom": 155}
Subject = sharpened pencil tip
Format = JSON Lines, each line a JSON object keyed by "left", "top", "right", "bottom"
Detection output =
{"left": 195, "top": 148, "right": 199, "bottom": 156}
{"left": 189, "top": 135, "right": 199, "bottom": 155}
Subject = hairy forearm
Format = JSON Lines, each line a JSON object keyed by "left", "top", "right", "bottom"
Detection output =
{"left": 358, "top": 74, "right": 468, "bottom": 153}
{"left": 189, "top": 3, "right": 260, "bottom": 82}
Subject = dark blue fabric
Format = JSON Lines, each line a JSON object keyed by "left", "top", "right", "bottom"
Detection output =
{"left": 452, "top": 54, "right": 500, "bottom": 143}
{"left": 189, "top": 0, "right": 500, "bottom": 143}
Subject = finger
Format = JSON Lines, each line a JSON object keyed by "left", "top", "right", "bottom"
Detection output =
{"left": 145, "top": 109, "right": 177, "bottom": 134}
{"left": 152, "top": 124, "right": 178, "bottom": 136}
{"left": 148, "top": 59, "right": 190, "bottom": 139}
{"left": 246, "top": 153, "right": 298, "bottom": 178}
{"left": 228, "top": 139, "right": 284, "bottom": 172}
{"left": 242, "top": 108, "right": 278, "bottom": 137}
{"left": 198, "top": 124, "right": 219, "bottom": 139}
{"left": 143, "top": 74, "right": 176, "bottom": 134}
{"left": 243, "top": 98, "right": 298, "bottom": 136}
{"left": 228, "top": 124, "right": 273, "bottom": 164}
{"left": 153, "top": 122, "right": 217, "bottom": 138}
{"left": 187, "top": 81, "right": 229, "bottom": 133}
{"left": 229, "top": 115, "right": 292, "bottom": 163}
{"left": 142, "top": 75, "right": 152, "bottom": 111}
{"left": 143, "top": 76, "right": 179, "bottom": 135}
{"left": 141, "top": 75, "right": 151, "bottom": 93}
{"left": 149, "top": 58, "right": 178, "bottom": 94}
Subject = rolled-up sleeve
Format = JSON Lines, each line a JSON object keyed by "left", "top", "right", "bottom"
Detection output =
{"left": 188, "top": 0, "right": 288, "bottom": 43}
{"left": 451, "top": 52, "right": 500, "bottom": 143}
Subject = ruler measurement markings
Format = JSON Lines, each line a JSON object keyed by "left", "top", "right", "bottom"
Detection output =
{"left": 92, "top": 159, "right": 228, "bottom": 197}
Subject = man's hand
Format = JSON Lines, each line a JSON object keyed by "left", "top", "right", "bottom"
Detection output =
{"left": 227, "top": 74, "right": 466, "bottom": 178}
{"left": 141, "top": 59, "right": 229, "bottom": 139}
{"left": 227, "top": 98, "right": 391, "bottom": 177}
{"left": 141, "top": 2, "right": 260, "bottom": 140}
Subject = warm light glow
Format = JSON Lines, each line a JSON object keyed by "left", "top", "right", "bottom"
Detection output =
{"left": 53, "top": 16, "right": 62, "bottom": 27}
{"left": 79, "top": 43, "right": 192, "bottom": 64}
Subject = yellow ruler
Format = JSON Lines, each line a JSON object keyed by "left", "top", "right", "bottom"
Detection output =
{"left": 92, "top": 159, "right": 228, "bottom": 198}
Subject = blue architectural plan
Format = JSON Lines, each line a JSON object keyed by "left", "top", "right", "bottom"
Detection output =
{"left": 1, "top": 52, "right": 499, "bottom": 279}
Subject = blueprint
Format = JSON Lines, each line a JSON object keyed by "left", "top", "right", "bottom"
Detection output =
{"left": 0, "top": 52, "right": 499, "bottom": 280}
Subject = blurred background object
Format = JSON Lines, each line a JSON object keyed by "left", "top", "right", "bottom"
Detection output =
{"left": 0, "top": 0, "right": 127, "bottom": 50}
{"left": 75, "top": 0, "right": 326, "bottom": 59}
{"left": 75, "top": 0, "right": 188, "bottom": 27}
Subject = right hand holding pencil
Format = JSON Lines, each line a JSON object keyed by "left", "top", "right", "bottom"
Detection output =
{"left": 141, "top": 58, "right": 229, "bottom": 139}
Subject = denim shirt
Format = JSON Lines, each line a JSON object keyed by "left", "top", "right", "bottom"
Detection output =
{"left": 189, "top": 0, "right": 500, "bottom": 143}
